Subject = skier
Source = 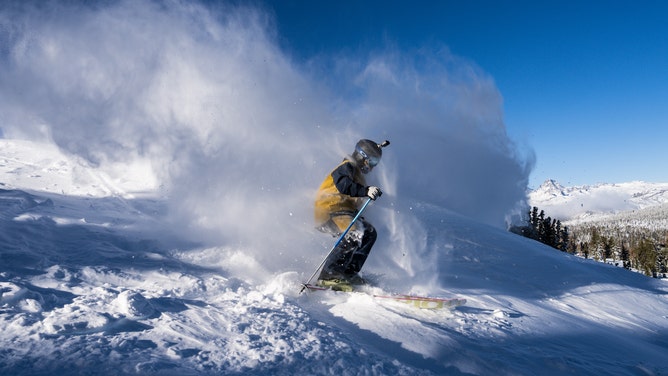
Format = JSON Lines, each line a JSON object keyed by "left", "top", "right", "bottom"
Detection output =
{"left": 314, "top": 139, "right": 389, "bottom": 289}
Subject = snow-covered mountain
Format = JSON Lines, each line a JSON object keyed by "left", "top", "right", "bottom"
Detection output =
{"left": 529, "top": 179, "right": 668, "bottom": 223}
{"left": 2, "top": 140, "right": 667, "bottom": 375}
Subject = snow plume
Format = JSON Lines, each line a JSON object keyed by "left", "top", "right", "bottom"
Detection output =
{"left": 0, "top": 0, "right": 335, "bottom": 270}
{"left": 326, "top": 50, "right": 534, "bottom": 286}
{"left": 0, "top": 1, "right": 533, "bottom": 280}
{"left": 347, "top": 50, "right": 534, "bottom": 227}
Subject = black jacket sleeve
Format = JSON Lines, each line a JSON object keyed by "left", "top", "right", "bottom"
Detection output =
{"left": 331, "top": 161, "right": 368, "bottom": 197}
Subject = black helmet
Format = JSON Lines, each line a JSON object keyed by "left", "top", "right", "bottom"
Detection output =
{"left": 352, "top": 139, "right": 390, "bottom": 173}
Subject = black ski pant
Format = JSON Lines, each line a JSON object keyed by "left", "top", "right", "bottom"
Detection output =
{"left": 318, "top": 217, "right": 376, "bottom": 280}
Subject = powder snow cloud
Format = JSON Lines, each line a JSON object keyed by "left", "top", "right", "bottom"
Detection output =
{"left": 0, "top": 0, "right": 533, "bottom": 275}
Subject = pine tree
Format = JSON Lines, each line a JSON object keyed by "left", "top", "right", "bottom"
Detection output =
{"left": 620, "top": 243, "right": 630, "bottom": 269}
{"left": 540, "top": 216, "right": 554, "bottom": 247}
{"left": 581, "top": 242, "right": 590, "bottom": 259}
{"left": 634, "top": 238, "right": 656, "bottom": 277}
{"left": 560, "top": 225, "right": 570, "bottom": 252}
{"left": 656, "top": 246, "right": 668, "bottom": 276}
{"left": 537, "top": 216, "right": 544, "bottom": 243}
{"left": 591, "top": 228, "right": 602, "bottom": 261}
{"left": 530, "top": 206, "right": 539, "bottom": 237}
{"left": 602, "top": 236, "right": 615, "bottom": 261}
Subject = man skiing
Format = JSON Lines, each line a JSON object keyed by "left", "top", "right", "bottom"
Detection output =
{"left": 314, "top": 139, "right": 389, "bottom": 289}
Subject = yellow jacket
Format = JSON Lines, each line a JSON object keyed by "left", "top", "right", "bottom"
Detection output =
{"left": 314, "top": 159, "right": 368, "bottom": 226}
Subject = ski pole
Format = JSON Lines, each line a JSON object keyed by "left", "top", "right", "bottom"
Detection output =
{"left": 300, "top": 197, "right": 373, "bottom": 294}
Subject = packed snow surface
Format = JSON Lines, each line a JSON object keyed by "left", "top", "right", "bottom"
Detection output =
{"left": 2, "top": 140, "right": 667, "bottom": 375}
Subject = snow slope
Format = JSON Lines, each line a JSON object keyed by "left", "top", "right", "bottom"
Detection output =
{"left": 2, "top": 1, "right": 665, "bottom": 374}
{"left": 1, "top": 139, "right": 667, "bottom": 375}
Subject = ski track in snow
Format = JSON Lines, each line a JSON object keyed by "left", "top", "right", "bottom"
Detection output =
{"left": 1, "top": 140, "right": 668, "bottom": 375}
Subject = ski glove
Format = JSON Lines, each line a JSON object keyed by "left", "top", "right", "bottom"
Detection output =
{"left": 366, "top": 186, "right": 382, "bottom": 200}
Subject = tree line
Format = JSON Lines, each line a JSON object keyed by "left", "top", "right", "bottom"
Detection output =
{"left": 511, "top": 206, "right": 668, "bottom": 278}
{"left": 510, "top": 206, "right": 570, "bottom": 252}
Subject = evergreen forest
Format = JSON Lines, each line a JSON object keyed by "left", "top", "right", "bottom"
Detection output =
{"left": 511, "top": 206, "right": 668, "bottom": 278}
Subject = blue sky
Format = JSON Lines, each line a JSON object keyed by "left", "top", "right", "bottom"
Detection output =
{"left": 261, "top": 0, "right": 668, "bottom": 187}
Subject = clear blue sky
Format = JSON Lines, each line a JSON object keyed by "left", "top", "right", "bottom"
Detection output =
{"left": 260, "top": 0, "right": 668, "bottom": 187}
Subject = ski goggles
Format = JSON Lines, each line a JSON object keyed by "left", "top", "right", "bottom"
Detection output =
{"left": 358, "top": 149, "right": 380, "bottom": 167}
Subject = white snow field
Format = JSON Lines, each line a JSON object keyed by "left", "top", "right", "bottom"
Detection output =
{"left": 1, "top": 139, "right": 667, "bottom": 376}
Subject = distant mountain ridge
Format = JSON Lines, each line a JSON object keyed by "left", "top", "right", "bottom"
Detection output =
{"left": 528, "top": 179, "right": 668, "bottom": 223}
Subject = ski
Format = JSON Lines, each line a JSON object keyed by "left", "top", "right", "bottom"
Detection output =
{"left": 302, "top": 284, "right": 466, "bottom": 310}
{"left": 373, "top": 293, "right": 466, "bottom": 310}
